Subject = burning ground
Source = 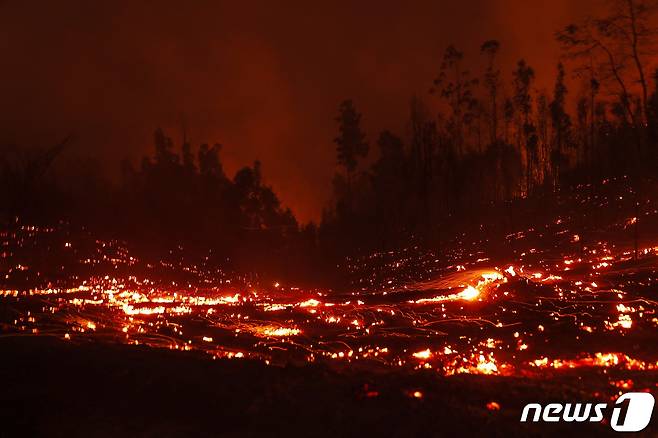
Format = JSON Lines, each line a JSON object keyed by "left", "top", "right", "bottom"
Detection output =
{"left": 1, "top": 177, "right": 658, "bottom": 436}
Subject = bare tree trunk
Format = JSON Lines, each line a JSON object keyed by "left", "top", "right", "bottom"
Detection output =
{"left": 589, "top": 78, "right": 596, "bottom": 173}
{"left": 627, "top": 0, "right": 649, "bottom": 124}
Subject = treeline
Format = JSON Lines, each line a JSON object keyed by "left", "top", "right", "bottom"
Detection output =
{"left": 3, "top": 0, "right": 658, "bottom": 279}
{"left": 118, "top": 129, "right": 299, "bottom": 249}
{"left": 0, "top": 130, "right": 320, "bottom": 281}
{"left": 320, "top": 0, "right": 658, "bottom": 253}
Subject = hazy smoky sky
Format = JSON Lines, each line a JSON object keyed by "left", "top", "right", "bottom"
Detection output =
{"left": 0, "top": 0, "right": 597, "bottom": 222}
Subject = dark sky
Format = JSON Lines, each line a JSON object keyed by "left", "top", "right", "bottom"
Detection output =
{"left": 0, "top": 0, "right": 595, "bottom": 222}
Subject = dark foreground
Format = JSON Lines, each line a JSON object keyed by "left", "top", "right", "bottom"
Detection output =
{"left": 1, "top": 338, "right": 655, "bottom": 438}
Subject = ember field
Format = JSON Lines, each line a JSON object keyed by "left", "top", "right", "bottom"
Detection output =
{"left": 2, "top": 178, "right": 658, "bottom": 436}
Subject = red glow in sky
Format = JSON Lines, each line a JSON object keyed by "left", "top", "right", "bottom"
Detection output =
{"left": 0, "top": 0, "right": 596, "bottom": 222}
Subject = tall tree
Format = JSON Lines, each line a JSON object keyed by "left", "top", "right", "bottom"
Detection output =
{"left": 536, "top": 92, "right": 550, "bottom": 184}
{"left": 503, "top": 97, "right": 514, "bottom": 145}
{"left": 432, "top": 45, "right": 478, "bottom": 155}
{"left": 513, "top": 60, "right": 535, "bottom": 130}
{"left": 647, "top": 69, "right": 658, "bottom": 144}
{"left": 181, "top": 128, "right": 195, "bottom": 174}
{"left": 607, "top": 0, "right": 654, "bottom": 123}
{"left": 153, "top": 128, "right": 178, "bottom": 167}
{"left": 556, "top": 0, "right": 657, "bottom": 131}
{"left": 334, "top": 99, "right": 368, "bottom": 195}
{"left": 513, "top": 59, "right": 536, "bottom": 194}
{"left": 198, "top": 143, "right": 224, "bottom": 179}
{"left": 550, "top": 63, "right": 572, "bottom": 186}
{"left": 481, "top": 40, "right": 501, "bottom": 145}
{"left": 557, "top": 24, "right": 632, "bottom": 126}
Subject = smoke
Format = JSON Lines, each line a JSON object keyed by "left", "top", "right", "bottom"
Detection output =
{"left": 0, "top": 0, "right": 594, "bottom": 222}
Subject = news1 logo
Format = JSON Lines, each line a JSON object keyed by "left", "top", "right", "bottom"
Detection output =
{"left": 520, "top": 392, "right": 655, "bottom": 432}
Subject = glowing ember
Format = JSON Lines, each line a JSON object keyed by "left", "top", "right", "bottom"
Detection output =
{"left": 262, "top": 327, "right": 301, "bottom": 337}
{"left": 486, "top": 401, "right": 501, "bottom": 411}
{"left": 3, "top": 219, "right": 658, "bottom": 382}
{"left": 412, "top": 349, "right": 432, "bottom": 360}
{"left": 299, "top": 298, "right": 321, "bottom": 307}
{"left": 457, "top": 285, "right": 479, "bottom": 301}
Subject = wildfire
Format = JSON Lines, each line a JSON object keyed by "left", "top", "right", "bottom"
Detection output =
{"left": 530, "top": 353, "right": 656, "bottom": 371}
{"left": 412, "top": 349, "right": 432, "bottom": 360}
{"left": 4, "top": 221, "right": 658, "bottom": 383}
{"left": 262, "top": 327, "right": 301, "bottom": 337}
{"left": 457, "top": 285, "right": 480, "bottom": 301}
{"left": 486, "top": 401, "right": 501, "bottom": 411}
{"left": 299, "top": 298, "right": 321, "bottom": 307}
{"left": 410, "top": 285, "right": 483, "bottom": 304}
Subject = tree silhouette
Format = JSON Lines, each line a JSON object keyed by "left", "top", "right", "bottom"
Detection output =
{"left": 432, "top": 45, "right": 479, "bottom": 155}
{"left": 512, "top": 59, "right": 536, "bottom": 194}
{"left": 181, "top": 135, "right": 195, "bottom": 174}
{"left": 555, "top": 0, "right": 657, "bottom": 138}
{"left": 5, "top": 0, "right": 658, "bottom": 271}
{"left": 334, "top": 99, "right": 368, "bottom": 198}
{"left": 550, "top": 62, "right": 572, "bottom": 186}
{"left": 481, "top": 40, "right": 501, "bottom": 145}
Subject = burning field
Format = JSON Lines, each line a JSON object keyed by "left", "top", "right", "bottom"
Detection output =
{"left": 1, "top": 179, "right": 658, "bottom": 436}
{"left": 4, "top": 226, "right": 658, "bottom": 379}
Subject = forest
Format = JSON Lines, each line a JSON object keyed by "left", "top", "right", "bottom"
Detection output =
{"left": 2, "top": 0, "right": 658, "bottom": 279}
{"left": 4, "top": 3, "right": 658, "bottom": 435}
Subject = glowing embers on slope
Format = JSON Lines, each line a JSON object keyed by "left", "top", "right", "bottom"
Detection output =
{"left": 410, "top": 346, "right": 510, "bottom": 376}
{"left": 409, "top": 270, "right": 505, "bottom": 304}
{"left": 530, "top": 352, "right": 657, "bottom": 371}
{"left": 109, "top": 291, "right": 243, "bottom": 315}
{"left": 253, "top": 325, "right": 302, "bottom": 337}
{"left": 605, "top": 314, "right": 633, "bottom": 330}
{"left": 603, "top": 303, "right": 640, "bottom": 331}
{"left": 413, "top": 349, "right": 432, "bottom": 360}
{"left": 5, "top": 219, "right": 658, "bottom": 382}
{"left": 409, "top": 286, "right": 480, "bottom": 304}
{"left": 121, "top": 304, "right": 192, "bottom": 316}
{"left": 448, "top": 353, "right": 502, "bottom": 375}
